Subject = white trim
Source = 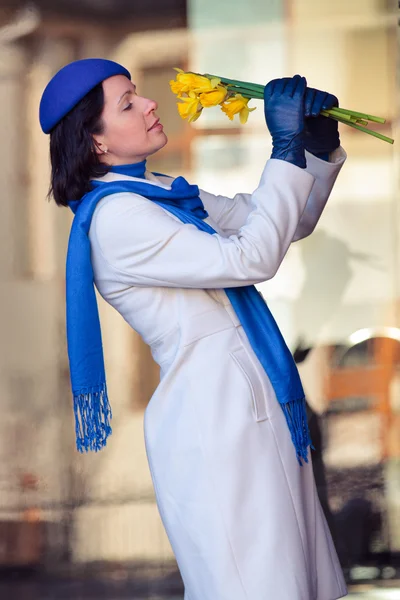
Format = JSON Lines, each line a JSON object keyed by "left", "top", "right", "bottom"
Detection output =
{"left": 91, "top": 170, "right": 173, "bottom": 190}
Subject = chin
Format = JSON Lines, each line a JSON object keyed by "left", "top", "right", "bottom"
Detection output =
{"left": 144, "top": 133, "right": 168, "bottom": 159}
{"left": 154, "top": 132, "right": 168, "bottom": 152}
{"left": 159, "top": 131, "right": 168, "bottom": 147}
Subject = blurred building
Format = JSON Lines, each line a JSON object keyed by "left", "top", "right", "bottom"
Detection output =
{"left": 0, "top": 0, "right": 398, "bottom": 593}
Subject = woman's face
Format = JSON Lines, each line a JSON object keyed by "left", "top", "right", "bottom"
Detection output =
{"left": 93, "top": 75, "right": 168, "bottom": 165}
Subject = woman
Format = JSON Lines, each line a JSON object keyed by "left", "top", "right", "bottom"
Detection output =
{"left": 39, "top": 58, "right": 348, "bottom": 599}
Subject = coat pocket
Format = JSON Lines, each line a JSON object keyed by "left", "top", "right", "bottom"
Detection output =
{"left": 229, "top": 346, "right": 269, "bottom": 422}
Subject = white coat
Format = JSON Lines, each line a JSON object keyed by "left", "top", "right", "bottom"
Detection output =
{"left": 88, "top": 148, "right": 348, "bottom": 600}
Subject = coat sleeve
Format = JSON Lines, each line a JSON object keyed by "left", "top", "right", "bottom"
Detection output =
{"left": 90, "top": 158, "right": 315, "bottom": 289}
{"left": 199, "top": 147, "right": 347, "bottom": 240}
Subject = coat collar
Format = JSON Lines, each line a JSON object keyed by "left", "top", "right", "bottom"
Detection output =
{"left": 91, "top": 169, "right": 173, "bottom": 190}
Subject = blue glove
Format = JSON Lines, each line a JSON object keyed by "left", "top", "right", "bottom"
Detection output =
{"left": 263, "top": 74, "right": 307, "bottom": 169}
{"left": 304, "top": 87, "right": 340, "bottom": 159}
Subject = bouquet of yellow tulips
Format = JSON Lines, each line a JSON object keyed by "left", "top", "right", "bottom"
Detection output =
{"left": 170, "top": 69, "right": 394, "bottom": 144}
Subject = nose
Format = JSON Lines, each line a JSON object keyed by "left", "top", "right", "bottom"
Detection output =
{"left": 144, "top": 97, "right": 158, "bottom": 114}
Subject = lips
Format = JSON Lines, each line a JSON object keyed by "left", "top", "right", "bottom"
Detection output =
{"left": 148, "top": 118, "right": 161, "bottom": 131}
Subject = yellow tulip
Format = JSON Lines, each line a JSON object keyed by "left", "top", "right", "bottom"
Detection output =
{"left": 177, "top": 95, "right": 203, "bottom": 122}
{"left": 181, "top": 73, "right": 213, "bottom": 93}
{"left": 221, "top": 94, "right": 256, "bottom": 124}
{"left": 199, "top": 86, "right": 228, "bottom": 107}
{"left": 169, "top": 79, "right": 186, "bottom": 97}
{"left": 170, "top": 69, "right": 221, "bottom": 97}
{"left": 188, "top": 109, "right": 203, "bottom": 123}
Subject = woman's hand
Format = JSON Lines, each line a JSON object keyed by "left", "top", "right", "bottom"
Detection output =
{"left": 304, "top": 87, "right": 340, "bottom": 157}
{"left": 263, "top": 75, "right": 307, "bottom": 169}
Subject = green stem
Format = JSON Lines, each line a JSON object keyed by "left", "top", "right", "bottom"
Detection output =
{"left": 333, "top": 106, "right": 386, "bottom": 124}
{"left": 318, "top": 109, "right": 369, "bottom": 127}
{"left": 322, "top": 109, "right": 352, "bottom": 121}
{"left": 205, "top": 73, "right": 264, "bottom": 94}
{"left": 355, "top": 119, "right": 369, "bottom": 126}
{"left": 227, "top": 86, "right": 264, "bottom": 99}
{"left": 333, "top": 115, "right": 394, "bottom": 144}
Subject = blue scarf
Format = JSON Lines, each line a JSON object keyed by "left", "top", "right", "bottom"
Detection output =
{"left": 67, "top": 161, "right": 312, "bottom": 464}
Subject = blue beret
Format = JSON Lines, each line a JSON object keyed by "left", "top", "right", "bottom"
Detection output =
{"left": 39, "top": 58, "right": 131, "bottom": 134}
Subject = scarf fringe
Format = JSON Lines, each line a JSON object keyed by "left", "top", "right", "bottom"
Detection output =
{"left": 73, "top": 384, "right": 112, "bottom": 453}
{"left": 280, "top": 398, "right": 314, "bottom": 466}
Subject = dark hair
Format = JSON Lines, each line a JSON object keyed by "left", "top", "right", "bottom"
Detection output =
{"left": 48, "top": 83, "right": 111, "bottom": 207}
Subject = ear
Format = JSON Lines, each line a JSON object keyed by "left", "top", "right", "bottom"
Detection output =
{"left": 92, "top": 135, "right": 108, "bottom": 156}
